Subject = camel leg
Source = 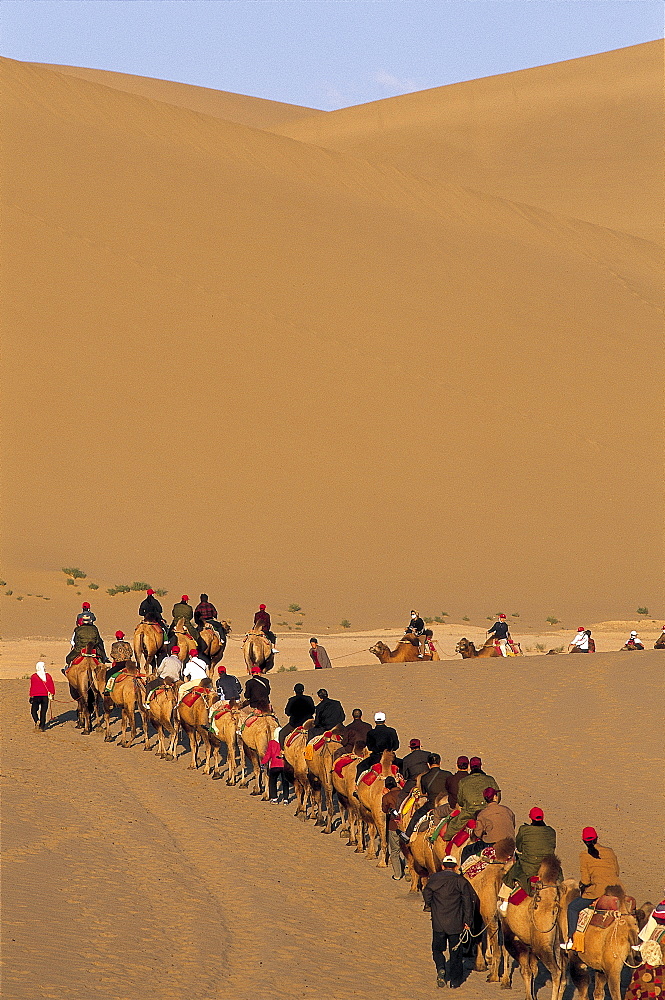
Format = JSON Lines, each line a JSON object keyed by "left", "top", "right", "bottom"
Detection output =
{"left": 226, "top": 735, "right": 238, "bottom": 784}
{"left": 186, "top": 727, "right": 198, "bottom": 769}
{"left": 485, "top": 920, "right": 501, "bottom": 982}
{"left": 376, "top": 824, "right": 389, "bottom": 868}
{"left": 104, "top": 698, "right": 113, "bottom": 741}
{"left": 568, "top": 956, "right": 590, "bottom": 1000}
{"left": 500, "top": 930, "right": 521, "bottom": 991}
{"left": 593, "top": 971, "right": 608, "bottom": 1000}
{"left": 322, "top": 777, "right": 336, "bottom": 834}
{"left": 202, "top": 733, "right": 214, "bottom": 775}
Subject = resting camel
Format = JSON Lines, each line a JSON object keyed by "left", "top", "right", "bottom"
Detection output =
{"left": 146, "top": 682, "right": 180, "bottom": 759}
{"left": 242, "top": 628, "right": 274, "bottom": 674}
{"left": 370, "top": 632, "right": 440, "bottom": 664}
{"left": 462, "top": 839, "right": 515, "bottom": 983}
{"left": 654, "top": 632, "right": 665, "bottom": 649}
{"left": 176, "top": 683, "right": 218, "bottom": 772}
{"left": 568, "top": 887, "right": 640, "bottom": 1000}
{"left": 133, "top": 621, "right": 165, "bottom": 674}
{"left": 356, "top": 750, "right": 397, "bottom": 866}
{"left": 283, "top": 725, "right": 313, "bottom": 819}
{"left": 199, "top": 620, "right": 231, "bottom": 677}
{"left": 238, "top": 709, "right": 278, "bottom": 798}
{"left": 306, "top": 727, "right": 344, "bottom": 833}
{"left": 456, "top": 637, "right": 503, "bottom": 658}
{"left": 499, "top": 855, "right": 579, "bottom": 1000}
{"left": 66, "top": 643, "right": 105, "bottom": 734}
{"left": 331, "top": 745, "right": 369, "bottom": 850}
{"left": 103, "top": 662, "right": 149, "bottom": 749}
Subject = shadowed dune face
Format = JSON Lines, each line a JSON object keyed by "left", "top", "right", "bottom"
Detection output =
{"left": 1, "top": 47, "right": 662, "bottom": 635}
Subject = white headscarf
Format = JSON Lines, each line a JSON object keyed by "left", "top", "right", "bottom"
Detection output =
{"left": 35, "top": 661, "right": 47, "bottom": 682}
{"left": 273, "top": 727, "right": 282, "bottom": 742}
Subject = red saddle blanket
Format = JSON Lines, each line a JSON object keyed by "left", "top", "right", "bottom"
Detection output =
{"left": 333, "top": 753, "right": 357, "bottom": 777}
{"left": 285, "top": 725, "right": 305, "bottom": 748}
{"left": 360, "top": 763, "right": 400, "bottom": 787}
{"left": 70, "top": 651, "right": 100, "bottom": 667}
{"left": 181, "top": 686, "right": 209, "bottom": 708}
{"left": 309, "top": 731, "right": 342, "bottom": 753}
{"left": 461, "top": 846, "right": 500, "bottom": 880}
{"left": 211, "top": 704, "right": 232, "bottom": 721}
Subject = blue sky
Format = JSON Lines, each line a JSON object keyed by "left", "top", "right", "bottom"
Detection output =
{"left": 1, "top": 0, "right": 662, "bottom": 109}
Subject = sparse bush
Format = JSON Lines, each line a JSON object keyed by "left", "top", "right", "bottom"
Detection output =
{"left": 512, "top": 612, "right": 520, "bottom": 617}
{"left": 637, "top": 607, "right": 649, "bottom": 615}
{"left": 288, "top": 604, "right": 302, "bottom": 613}
{"left": 43, "top": 597, "right": 50, "bottom": 600}
{"left": 433, "top": 616, "right": 443, "bottom": 623}
{"left": 486, "top": 616, "right": 493, "bottom": 621}
{"left": 553, "top": 645, "right": 564, "bottom": 653}
{"left": 441, "top": 612, "right": 448, "bottom": 617}
{"left": 0, "top": 579, "right": 6, "bottom": 586}
{"left": 66, "top": 578, "right": 75, "bottom": 586}
{"left": 340, "top": 619, "right": 351, "bottom": 629}
{"left": 546, "top": 616, "right": 559, "bottom": 625}
{"left": 423, "top": 617, "right": 434, "bottom": 624}
{"left": 154, "top": 589, "right": 168, "bottom": 597}
{"left": 16, "top": 595, "right": 23, "bottom": 601}
{"left": 88, "top": 583, "right": 99, "bottom": 590}
{"left": 108, "top": 584, "right": 131, "bottom": 596}
{"left": 131, "top": 581, "right": 151, "bottom": 592}
{"left": 5, "top": 589, "right": 13, "bottom": 596}
{"left": 463, "top": 616, "right": 470, "bottom": 622}
{"left": 288, "top": 665, "right": 297, "bottom": 671}
{"left": 277, "top": 621, "right": 288, "bottom": 626}
{"left": 62, "top": 567, "right": 86, "bottom": 579}
{"left": 535, "top": 643, "right": 546, "bottom": 653}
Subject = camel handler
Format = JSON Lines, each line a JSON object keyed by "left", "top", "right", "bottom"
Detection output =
{"left": 194, "top": 593, "right": 226, "bottom": 641}
{"left": 253, "top": 604, "right": 279, "bottom": 654}
{"left": 498, "top": 806, "right": 557, "bottom": 911}
{"left": 66, "top": 616, "right": 110, "bottom": 664}
{"left": 169, "top": 595, "right": 201, "bottom": 649}
{"left": 178, "top": 650, "right": 209, "bottom": 702}
{"left": 243, "top": 667, "right": 271, "bottom": 713}
{"left": 107, "top": 630, "right": 134, "bottom": 682}
{"left": 406, "top": 610, "right": 427, "bottom": 659}
{"left": 422, "top": 855, "right": 475, "bottom": 990}
{"left": 445, "top": 756, "right": 499, "bottom": 839}
{"left": 382, "top": 776, "right": 406, "bottom": 880}
{"left": 461, "top": 787, "right": 515, "bottom": 862}
{"left": 487, "top": 614, "right": 510, "bottom": 655}
{"left": 561, "top": 827, "right": 622, "bottom": 950}
{"left": 139, "top": 589, "right": 167, "bottom": 629}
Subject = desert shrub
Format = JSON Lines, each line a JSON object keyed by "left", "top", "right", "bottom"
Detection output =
{"left": 423, "top": 617, "right": 434, "bottom": 624}
{"left": 154, "top": 589, "right": 168, "bottom": 597}
{"left": 546, "top": 616, "right": 559, "bottom": 625}
{"left": 512, "top": 612, "right": 520, "bottom": 617}
{"left": 5, "top": 589, "right": 13, "bottom": 596}
{"left": 441, "top": 612, "right": 448, "bottom": 617}
{"left": 0, "top": 580, "right": 6, "bottom": 586}
{"left": 553, "top": 645, "right": 564, "bottom": 653}
{"left": 535, "top": 643, "right": 546, "bottom": 652}
{"left": 108, "top": 584, "right": 131, "bottom": 596}
{"left": 340, "top": 619, "right": 351, "bottom": 629}
{"left": 66, "top": 578, "right": 75, "bottom": 586}
{"left": 486, "top": 616, "right": 493, "bottom": 621}
{"left": 88, "top": 583, "right": 99, "bottom": 590}
{"left": 131, "top": 581, "right": 151, "bottom": 591}
{"left": 62, "top": 567, "right": 86, "bottom": 579}
{"left": 16, "top": 595, "right": 23, "bottom": 601}
{"left": 288, "top": 604, "right": 302, "bottom": 613}
{"left": 462, "top": 616, "right": 470, "bottom": 622}
{"left": 637, "top": 607, "right": 649, "bottom": 615}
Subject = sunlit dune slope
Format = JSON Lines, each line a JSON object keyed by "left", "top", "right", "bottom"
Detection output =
{"left": 1, "top": 55, "right": 662, "bottom": 636}
{"left": 274, "top": 41, "right": 663, "bottom": 244}
{"left": 29, "top": 61, "right": 322, "bottom": 128}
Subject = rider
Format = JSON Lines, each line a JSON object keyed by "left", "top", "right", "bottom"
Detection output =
{"left": 445, "top": 756, "right": 500, "bottom": 838}
{"left": 568, "top": 627, "right": 590, "bottom": 652}
{"left": 79, "top": 601, "right": 96, "bottom": 624}
{"left": 355, "top": 711, "right": 399, "bottom": 780}
{"left": 625, "top": 630, "right": 645, "bottom": 650}
{"left": 253, "top": 604, "right": 279, "bottom": 654}
{"left": 561, "top": 827, "right": 622, "bottom": 950}
{"left": 169, "top": 595, "right": 201, "bottom": 649}
{"left": 138, "top": 589, "right": 167, "bottom": 629}
{"left": 216, "top": 665, "right": 242, "bottom": 705}
{"left": 498, "top": 807, "right": 557, "bottom": 911}
{"left": 244, "top": 667, "right": 271, "bottom": 713}
{"left": 194, "top": 593, "right": 225, "bottom": 640}
{"left": 487, "top": 614, "right": 510, "bottom": 655}
{"left": 406, "top": 610, "right": 427, "bottom": 659}
{"left": 179, "top": 649, "right": 209, "bottom": 701}
{"left": 67, "top": 616, "right": 110, "bottom": 664}
{"left": 108, "top": 630, "right": 133, "bottom": 681}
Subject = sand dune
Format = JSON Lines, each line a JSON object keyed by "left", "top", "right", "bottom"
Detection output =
{"left": 1, "top": 47, "right": 662, "bottom": 640}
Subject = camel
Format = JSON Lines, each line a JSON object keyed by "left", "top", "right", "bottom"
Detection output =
{"left": 242, "top": 628, "right": 274, "bottom": 674}
{"left": 462, "top": 839, "right": 515, "bottom": 983}
{"left": 283, "top": 724, "right": 313, "bottom": 819}
{"left": 499, "top": 855, "right": 579, "bottom": 1000}
{"left": 66, "top": 643, "right": 105, "bottom": 734}
{"left": 238, "top": 709, "right": 278, "bottom": 798}
{"left": 306, "top": 727, "right": 345, "bottom": 833}
{"left": 199, "top": 620, "right": 231, "bottom": 677}
{"left": 456, "top": 637, "right": 503, "bottom": 658}
{"left": 146, "top": 682, "right": 180, "bottom": 759}
{"left": 102, "top": 662, "right": 150, "bottom": 749}
{"left": 370, "top": 632, "right": 440, "bottom": 664}
{"left": 654, "top": 633, "right": 665, "bottom": 649}
{"left": 356, "top": 750, "right": 398, "bottom": 866}
{"left": 331, "top": 746, "right": 369, "bottom": 850}
{"left": 133, "top": 621, "right": 166, "bottom": 674}
{"left": 568, "top": 888, "right": 640, "bottom": 1000}
{"left": 173, "top": 619, "right": 198, "bottom": 661}
{"left": 176, "top": 683, "right": 218, "bottom": 772}
{"left": 209, "top": 702, "right": 243, "bottom": 784}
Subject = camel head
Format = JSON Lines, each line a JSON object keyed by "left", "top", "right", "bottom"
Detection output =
{"left": 220, "top": 620, "right": 231, "bottom": 634}
{"left": 537, "top": 854, "right": 563, "bottom": 886}
{"left": 370, "top": 642, "right": 388, "bottom": 659}
{"left": 455, "top": 638, "right": 475, "bottom": 656}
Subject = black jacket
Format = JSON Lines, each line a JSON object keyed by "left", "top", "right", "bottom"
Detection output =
{"left": 313, "top": 697, "right": 345, "bottom": 731}
{"left": 139, "top": 595, "right": 163, "bottom": 618}
{"left": 366, "top": 723, "right": 399, "bottom": 754}
{"left": 421, "top": 767, "right": 453, "bottom": 808}
{"left": 422, "top": 870, "right": 475, "bottom": 934}
{"left": 401, "top": 748, "right": 430, "bottom": 781}
{"left": 285, "top": 693, "right": 316, "bottom": 727}
{"left": 407, "top": 616, "right": 425, "bottom": 634}
{"left": 216, "top": 673, "right": 242, "bottom": 701}
{"left": 244, "top": 675, "right": 271, "bottom": 708}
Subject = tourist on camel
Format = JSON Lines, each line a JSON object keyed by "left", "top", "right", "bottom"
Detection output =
{"left": 561, "top": 826, "right": 622, "bottom": 950}
{"left": 146, "top": 645, "right": 183, "bottom": 697}
{"left": 445, "top": 756, "right": 470, "bottom": 808}
{"left": 253, "top": 604, "right": 279, "bottom": 654}
{"left": 487, "top": 614, "right": 511, "bottom": 655}
{"left": 461, "top": 787, "right": 515, "bottom": 862}
{"left": 406, "top": 609, "right": 427, "bottom": 658}
{"left": 169, "top": 595, "right": 201, "bottom": 648}
{"left": 355, "top": 711, "right": 399, "bottom": 780}
{"left": 178, "top": 650, "right": 209, "bottom": 701}
{"left": 216, "top": 665, "right": 242, "bottom": 705}
{"left": 194, "top": 593, "right": 225, "bottom": 641}
{"left": 446, "top": 756, "right": 499, "bottom": 839}
{"left": 29, "top": 661, "right": 55, "bottom": 732}
{"left": 403, "top": 753, "right": 449, "bottom": 839}
{"left": 310, "top": 688, "right": 345, "bottom": 739}
{"left": 67, "top": 616, "right": 109, "bottom": 664}
{"left": 498, "top": 806, "right": 557, "bottom": 911}
{"left": 244, "top": 668, "right": 271, "bottom": 713}
{"left": 422, "top": 855, "right": 474, "bottom": 989}
{"left": 400, "top": 738, "right": 431, "bottom": 792}
{"left": 624, "top": 630, "right": 645, "bottom": 650}
{"left": 279, "top": 683, "right": 316, "bottom": 746}
{"left": 138, "top": 589, "right": 166, "bottom": 629}
{"left": 77, "top": 601, "right": 96, "bottom": 625}
{"left": 569, "top": 627, "right": 591, "bottom": 652}
{"left": 340, "top": 708, "right": 371, "bottom": 754}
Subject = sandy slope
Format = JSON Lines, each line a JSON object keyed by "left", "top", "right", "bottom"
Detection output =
{"left": 2, "top": 650, "right": 662, "bottom": 999}
{"left": 1, "top": 47, "right": 662, "bottom": 638}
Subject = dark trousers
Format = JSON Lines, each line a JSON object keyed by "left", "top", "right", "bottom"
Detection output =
{"left": 405, "top": 803, "right": 430, "bottom": 837}
{"left": 268, "top": 767, "right": 290, "bottom": 801}
{"left": 432, "top": 930, "right": 463, "bottom": 985}
{"left": 30, "top": 696, "right": 48, "bottom": 728}
{"left": 567, "top": 896, "right": 595, "bottom": 938}
{"left": 356, "top": 751, "right": 381, "bottom": 781}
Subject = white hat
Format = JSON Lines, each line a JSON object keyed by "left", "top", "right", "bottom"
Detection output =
{"left": 442, "top": 855, "right": 457, "bottom": 864}
{"left": 374, "top": 711, "right": 386, "bottom": 722}
{"left": 630, "top": 631, "right": 637, "bottom": 637}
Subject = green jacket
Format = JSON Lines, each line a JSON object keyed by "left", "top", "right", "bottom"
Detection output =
{"left": 73, "top": 623, "right": 102, "bottom": 649}
{"left": 457, "top": 772, "right": 500, "bottom": 814}
{"left": 515, "top": 823, "right": 557, "bottom": 873}
{"left": 170, "top": 603, "right": 199, "bottom": 638}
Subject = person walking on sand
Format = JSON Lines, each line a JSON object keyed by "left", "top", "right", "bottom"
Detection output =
{"left": 382, "top": 776, "right": 405, "bottom": 880}
{"left": 423, "top": 855, "right": 475, "bottom": 989}
{"left": 29, "top": 661, "right": 55, "bottom": 731}
{"left": 568, "top": 627, "right": 590, "bottom": 652}
{"left": 309, "top": 637, "right": 332, "bottom": 670}
{"left": 561, "top": 827, "right": 622, "bottom": 950}
{"left": 261, "top": 727, "right": 290, "bottom": 803}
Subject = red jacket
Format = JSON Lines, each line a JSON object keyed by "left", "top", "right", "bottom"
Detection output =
{"left": 260, "top": 739, "right": 284, "bottom": 769}
{"left": 29, "top": 673, "right": 55, "bottom": 697}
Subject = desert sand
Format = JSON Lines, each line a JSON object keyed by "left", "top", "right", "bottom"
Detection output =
{"left": 1, "top": 41, "right": 663, "bottom": 634}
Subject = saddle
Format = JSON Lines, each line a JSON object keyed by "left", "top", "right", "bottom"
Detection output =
{"left": 462, "top": 846, "right": 500, "bottom": 879}
{"left": 358, "top": 762, "right": 401, "bottom": 787}
{"left": 332, "top": 753, "right": 357, "bottom": 777}
{"left": 308, "top": 730, "right": 342, "bottom": 753}
{"left": 180, "top": 685, "right": 210, "bottom": 708}
{"left": 105, "top": 667, "right": 133, "bottom": 693}
{"left": 285, "top": 725, "right": 305, "bottom": 748}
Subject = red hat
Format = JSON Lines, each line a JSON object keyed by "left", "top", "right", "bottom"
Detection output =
{"left": 189, "top": 648, "right": 198, "bottom": 658}
{"left": 259, "top": 604, "right": 266, "bottom": 610}
{"left": 577, "top": 627, "right": 585, "bottom": 632}
{"left": 115, "top": 630, "right": 125, "bottom": 639}
{"left": 181, "top": 595, "right": 189, "bottom": 603}
{"left": 457, "top": 755, "right": 469, "bottom": 768}
{"left": 171, "top": 645, "right": 180, "bottom": 653}
{"left": 483, "top": 786, "right": 497, "bottom": 801}
{"left": 499, "top": 614, "right": 506, "bottom": 619}
{"left": 217, "top": 665, "right": 226, "bottom": 674}
{"left": 82, "top": 602, "right": 90, "bottom": 609}
{"left": 147, "top": 589, "right": 154, "bottom": 595}
{"left": 529, "top": 807, "right": 544, "bottom": 821}
{"left": 582, "top": 826, "right": 597, "bottom": 841}
{"left": 469, "top": 756, "right": 482, "bottom": 767}
{"left": 251, "top": 666, "right": 261, "bottom": 674}
{"left": 409, "top": 738, "right": 421, "bottom": 748}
